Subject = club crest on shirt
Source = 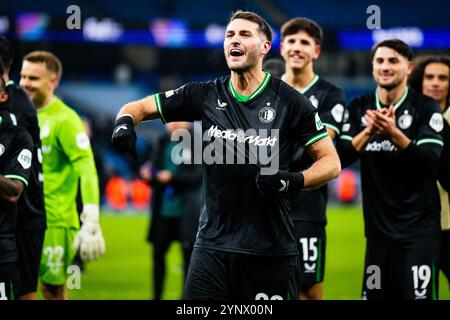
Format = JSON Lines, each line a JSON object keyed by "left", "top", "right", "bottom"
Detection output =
{"left": 309, "top": 95, "right": 319, "bottom": 109}
{"left": 18, "top": 149, "right": 32, "bottom": 169}
{"left": 259, "top": 105, "right": 276, "bottom": 123}
{"left": 398, "top": 110, "right": 413, "bottom": 130}
{"left": 0, "top": 143, "right": 4, "bottom": 156}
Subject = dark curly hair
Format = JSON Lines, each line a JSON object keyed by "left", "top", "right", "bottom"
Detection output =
{"left": 408, "top": 55, "right": 450, "bottom": 106}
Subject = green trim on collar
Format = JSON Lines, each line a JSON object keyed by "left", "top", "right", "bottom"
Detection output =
{"left": 375, "top": 87, "right": 409, "bottom": 111}
{"left": 228, "top": 72, "right": 271, "bottom": 103}
{"left": 300, "top": 74, "right": 319, "bottom": 94}
{"left": 6, "top": 80, "right": 14, "bottom": 87}
{"left": 280, "top": 74, "right": 319, "bottom": 94}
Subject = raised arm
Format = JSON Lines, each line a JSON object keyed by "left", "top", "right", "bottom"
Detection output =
{"left": 116, "top": 95, "right": 160, "bottom": 124}
{"left": 302, "top": 136, "right": 341, "bottom": 189}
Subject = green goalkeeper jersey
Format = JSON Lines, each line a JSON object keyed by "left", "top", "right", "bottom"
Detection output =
{"left": 38, "top": 96, "right": 99, "bottom": 229}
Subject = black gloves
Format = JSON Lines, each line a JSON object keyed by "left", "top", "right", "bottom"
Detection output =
{"left": 111, "top": 115, "right": 137, "bottom": 161}
{"left": 256, "top": 169, "right": 304, "bottom": 194}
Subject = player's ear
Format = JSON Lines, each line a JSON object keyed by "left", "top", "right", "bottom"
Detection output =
{"left": 261, "top": 40, "right": 271, "bottom": 56}
{"left": 406, "top": 60, "right": 413, "bottom": 76}
{"left": 313, "top": 44, "right": 321, "bottom": 60}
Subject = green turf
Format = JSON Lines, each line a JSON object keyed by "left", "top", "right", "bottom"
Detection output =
{"left": 39, "top": 206, "right": 449, "bottom": 300}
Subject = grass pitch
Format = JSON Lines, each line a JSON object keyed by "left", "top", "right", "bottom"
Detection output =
{"left": 60, "top": 206, "right": 449, "bottom": 300}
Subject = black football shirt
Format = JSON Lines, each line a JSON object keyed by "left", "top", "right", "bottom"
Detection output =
{"left": 283, "top": 75, "right": 345, "bottom": 224}
{"left": 153, "top": 72, "right": 328, "bottom": 256}
{"left": 4, "top": 80, "right": 46, "bottom": 230}
{"left": 339, "top": 88, "right": 443, "bottom": 240}
{"left": 0, "top": 110, "right": 33, "bottom": 263}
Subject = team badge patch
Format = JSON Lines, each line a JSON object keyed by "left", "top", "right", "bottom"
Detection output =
{"left": 18, "top": 149, "right": 32, "bottom": 169}
{"left": 398, "top": 110, "right": 413, "bottom": 129}
{"left": 331, "top": 104, "right": 344, "bottom": 123}
{"left": 259, "top": 106, "right": 276, "bottom": 123}
{"left": 429, "top": 113, "right": 444, "bottom": 132}
{"left": 76, "top": 133, "right": 90, "bottom": 149}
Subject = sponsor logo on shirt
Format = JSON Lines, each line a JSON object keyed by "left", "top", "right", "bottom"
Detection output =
{"left": 365, "top": 140, "right": 397, "bottom": 152}
{"left": 216, "top": 98, "right": 227, "bottom": 110}
{"left": 207, "top": 125, "right": 278, "bottom": 147}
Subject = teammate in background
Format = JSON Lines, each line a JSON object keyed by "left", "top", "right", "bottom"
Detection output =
{"left": 0, "top": 74, "right": 34, "bottom": 300}
{"left": 112, "top": 10, "right": 340, "bottom": 300}
{"left": 409, "top": 56, "right": 450, "bottom": 288}
{"left": 0, "top": 36, "right": 46, "bottom": 300}
{"left": 141, "top": 122, "right": 202, "bottom": 299}
{"left": 279, "top": 18, "right": 345, "bottom": 300}
{"left": 19, "top": 51, "right": 105, "bottom": 300}
{"left": 338, "top": 39, "right": 444, "bottom": 299}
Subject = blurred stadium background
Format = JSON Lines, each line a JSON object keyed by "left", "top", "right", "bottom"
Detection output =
{"left": 2, "top": 0, "right": 450, "bottom": 299}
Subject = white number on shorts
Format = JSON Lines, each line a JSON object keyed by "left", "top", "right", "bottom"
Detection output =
{"left": 0, "top": 282, "right": 7, "bottom": 300}
{"left": 43, "top": 246, "right": 65, "bottom": 275}
{"left": 411, "top": 265, "right": 431, "bottom": 290}
{"left": 299, "top": 237, "right": 318, "bottom": 262}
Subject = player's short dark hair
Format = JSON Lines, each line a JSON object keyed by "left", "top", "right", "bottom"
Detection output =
{"left": 409, "top": 55, "right": 450, "bottom": 104}
{"left": 0, "top": 36, "right": 13, "bottom": 72}
{"left": 228, "top": 10, "right": 272, "bottom": 43}
{"left": 23, "top": 51, "right": 63, "bottom": 80}
{"left": 371, "top": 39, "right": 414, "bottom": 61}
{"left": 281, "top": 17, "right": 323, "bottom": 45}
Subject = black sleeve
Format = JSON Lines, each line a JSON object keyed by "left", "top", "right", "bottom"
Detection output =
{"left": 288, "top": 91, "right": 328, "bottom": 147}
{"left": 336, "top": 98, "right": 363, "bottom": 168}
{"left": 2, "top": 129, "right": 34, "bottom": 187}
{"left": 319, "top": 86, "right": 346, "bottom": 136}
{"left": 413, "top": 99, "right": 444, "bottom": 160}
{"left": 154, "top": 82, "right": 209, "bottom": 123}
{"left": 438, "top": 120, "right": 450, "bottom": 191}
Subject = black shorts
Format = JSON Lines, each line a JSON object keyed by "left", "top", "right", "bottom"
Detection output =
{"left": 0, "top": 262, "right": 19, "bottom": 300}
{"left": 294, "top": 221, "right": 326, "bottom": 289}
{"left": 16, "top": 229, "right": 45, "bottom": 296}
{"left": 184, "top": 247, "right": 300, "bottom": 300}
{"left": 441, "top": 230, "right": 450, "bottom": 287}
{"left": 362, "top": 234, "right": 441, "bottom": 300}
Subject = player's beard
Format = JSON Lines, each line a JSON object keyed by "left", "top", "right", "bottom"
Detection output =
{"left": 228, "top": 50, "right": 260, "bottom": 74}
{"left": 377, "top": 75, "right": 404, "bottom": 91}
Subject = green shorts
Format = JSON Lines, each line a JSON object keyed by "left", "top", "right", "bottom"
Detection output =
{"left": 39, "top": 227, "right": 78, "bottom": 286}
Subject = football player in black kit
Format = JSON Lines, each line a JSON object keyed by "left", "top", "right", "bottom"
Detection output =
{"left": 0, "top": 73, "right": 34, "bottom": 300}
{"left": 0, "top": 36, "right": 46, "bottom": 300}
{"left": 338, "top": 39, "right": 444, "bottom": 300}
{"left": 112, "top": 10, "right": 341, "bottom": 300}
{"left": 279, "top": 17, "right": 345, "bottom": 300}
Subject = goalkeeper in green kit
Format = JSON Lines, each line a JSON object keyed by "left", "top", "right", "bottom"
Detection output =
{"left": 19, "top": 51, "right": 105, "bottom": 299}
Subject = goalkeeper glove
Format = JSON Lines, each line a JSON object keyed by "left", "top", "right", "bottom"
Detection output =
{"left": 111, "top": 115, "right": 137, "bottom": 161}
{"left": 255, "top": 169, "right": 304, "bottom": 195}
{"left": 73, "top": 204, "right": 105, "bottom": 261}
